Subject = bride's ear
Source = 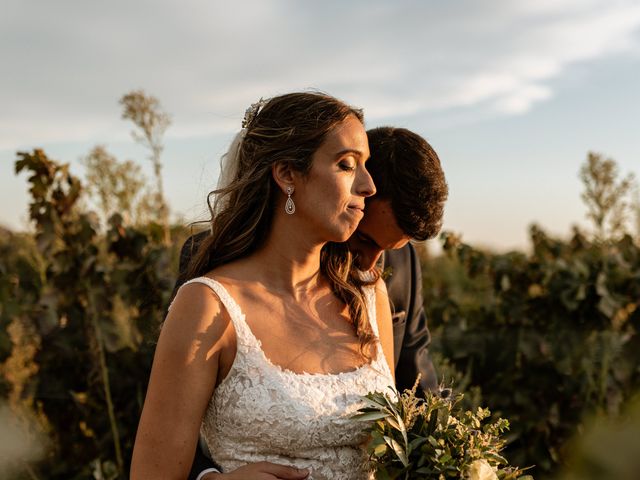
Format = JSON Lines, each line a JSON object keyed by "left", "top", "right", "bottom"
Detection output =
{"left": 272, "top": 161, "right": 297, "bottom": 194}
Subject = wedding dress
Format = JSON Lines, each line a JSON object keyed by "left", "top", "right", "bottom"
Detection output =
{"left": 179, "top": 276, "right": 394, "bottom": 480}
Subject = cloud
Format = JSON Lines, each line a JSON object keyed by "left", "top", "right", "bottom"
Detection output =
{"left": 353, "top": 0, "right": 640, "bottom": 120}
{"left": 1, "top": 0, "right": 640, "bottom": 148}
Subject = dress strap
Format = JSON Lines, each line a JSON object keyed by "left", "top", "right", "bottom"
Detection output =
{"left": 174, "top": 276, "right": 257, "bottom": 348}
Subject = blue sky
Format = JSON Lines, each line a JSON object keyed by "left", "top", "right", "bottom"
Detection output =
{"left": 2, "top": 0, "right": 639, "bottom": 250}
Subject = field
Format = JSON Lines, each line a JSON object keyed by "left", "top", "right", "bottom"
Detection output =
{"left": 1, "top": 149, "right": 639, "bottom": 479}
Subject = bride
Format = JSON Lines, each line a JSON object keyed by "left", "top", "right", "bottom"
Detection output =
{"left": 130, "top": 92, "right": 395, "bottom": 479}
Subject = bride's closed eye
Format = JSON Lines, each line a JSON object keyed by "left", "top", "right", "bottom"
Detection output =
{"left": 338, "top": 158, "right": 356, "bottom": 172}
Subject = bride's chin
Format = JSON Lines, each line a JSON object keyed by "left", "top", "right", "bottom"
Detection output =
{"left": 319, "top": 220, "right": 358, "bottom": 243}
{"left": 331, "top": 227, "right": 358, "bottom": 244}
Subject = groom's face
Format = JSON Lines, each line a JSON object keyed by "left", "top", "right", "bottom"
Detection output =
{"left": 347, "top": 198, "right": 411, "bottom": 271}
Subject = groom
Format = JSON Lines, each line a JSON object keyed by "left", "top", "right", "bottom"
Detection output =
{"left": 180, "top": 126, "right": 448, "bottom": 479}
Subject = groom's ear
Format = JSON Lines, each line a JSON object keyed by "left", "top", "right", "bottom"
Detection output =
{"left": 272, "top": 161, "right": 297, "bottom": 193}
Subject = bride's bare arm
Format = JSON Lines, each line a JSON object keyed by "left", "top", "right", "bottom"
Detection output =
{"left": 130, "top": 283, "right": 232, "bottom": 479}
{"left": 130, "top": 283, "right": 312, "bottom": 480}
{"left": 374, "top": 278, "right": 395, "bottom": 382}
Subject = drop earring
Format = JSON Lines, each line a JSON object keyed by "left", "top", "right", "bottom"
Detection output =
{"left": 285, "top": 186, "right": 295, "bottom": 215}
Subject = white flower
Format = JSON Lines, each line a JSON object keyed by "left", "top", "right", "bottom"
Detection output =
{"left": 467, "top": 459, "right": 498, "bottom": 480}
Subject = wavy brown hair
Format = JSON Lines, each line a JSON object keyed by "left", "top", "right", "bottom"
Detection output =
{"left": 366, "top": 127, "right": 448, "bottom": 240}
{"left": 180, "top": 92, "right": 377, "bottom": 359}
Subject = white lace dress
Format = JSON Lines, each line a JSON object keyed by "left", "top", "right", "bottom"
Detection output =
{"left": 179, "top": 276, "right": 394, "bottom": 480}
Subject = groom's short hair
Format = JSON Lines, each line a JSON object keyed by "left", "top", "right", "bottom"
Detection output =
{"left": 366, "top": 127, "right": 448, "bottom": 240}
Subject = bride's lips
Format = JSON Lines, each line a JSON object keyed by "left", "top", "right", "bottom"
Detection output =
{"left": 347, "top": 204, "right": 365, "bottom": 216}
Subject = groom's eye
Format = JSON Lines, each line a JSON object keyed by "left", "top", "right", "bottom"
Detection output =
{"left": 357, "top": 232, "right": 377, "bottom": 247}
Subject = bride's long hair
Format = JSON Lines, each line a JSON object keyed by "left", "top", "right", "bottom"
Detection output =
{"left": 182, "top": 92, "right": 378, "bottom": 359}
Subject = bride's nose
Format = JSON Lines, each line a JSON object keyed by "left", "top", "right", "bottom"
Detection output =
{"left": 355, "top": 166, "right": 376, "bottom": 197}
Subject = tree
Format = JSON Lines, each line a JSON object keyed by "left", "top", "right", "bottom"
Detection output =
{"left": 579, "top": 152, "right": 636, "bottom": 241}
{"left": 119, "top": 90, "right": 171, "bottom": 242}
{"left": 82, "top": 145, "right": 154, "bottom": 227}
{"left": 632, "top": 187, "right": 640, "bottom": 241}
{"left": 12, "top": 149, "right": 173, "bottom": 479}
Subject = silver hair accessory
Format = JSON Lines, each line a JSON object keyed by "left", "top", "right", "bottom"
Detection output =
{"left": 213, "top": 97, "right": 268, "bottom": 216}
{"left": 285, "top": 186, "right": 295, "bottom": 215}
{"left": 242, "top": 98, "right": 267, "bottom": 129}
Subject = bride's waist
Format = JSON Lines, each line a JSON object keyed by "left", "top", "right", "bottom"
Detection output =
{"left": 213, "top": 447, "right": 370, "bottom": 480}
{"left": 204, "top": 419, "right": 369, "bottom": 451}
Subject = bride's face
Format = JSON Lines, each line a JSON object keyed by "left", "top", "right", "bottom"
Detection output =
{"left": 294, "top": 115, "right": 376, "bottom": 242}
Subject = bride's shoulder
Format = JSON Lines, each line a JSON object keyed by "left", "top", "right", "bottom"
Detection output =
{"left": 205, "top": 256, "right": 255, "bottom": 282}
{"left": 172, "top": 276, "right": 226, "bottom": 309}
{"left": 174, "top": 257, "right": 246, "bottom": 296}
{"left": 158, "top": 281, "right": 237, "bottom": 369}
{"left": 166, "top": 277, "right": 234, "bottom": 340}
{"left": 373, "top": 275, "right": 388, "bottom": 293}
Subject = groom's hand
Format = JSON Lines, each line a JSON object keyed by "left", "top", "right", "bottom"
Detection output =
{"left": 206, "top": 461, "right": 311, "bottom": 479}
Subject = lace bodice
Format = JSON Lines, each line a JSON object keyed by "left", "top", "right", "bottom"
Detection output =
{"left": 179, "top": 276, "right": 394, "bottom": 480}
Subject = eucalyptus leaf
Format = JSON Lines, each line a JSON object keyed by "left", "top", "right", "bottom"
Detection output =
{"left": 353, "top": 411, "right": 391, "bottom": 422}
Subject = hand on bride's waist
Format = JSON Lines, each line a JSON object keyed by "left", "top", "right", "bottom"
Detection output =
{"left": 204, "top": 461, "right": 311, "bottom": 480}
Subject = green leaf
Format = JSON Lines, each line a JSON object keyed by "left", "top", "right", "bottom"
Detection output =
{"left": 415, "top": 466, "right": 436, "bottom": 474}
{"left": 373, "top": 443, "right": 388, "bottom": 457}
{"left": 362, "top": 395, "right": 392, "bottom": 409}
{"left": 375, "top": 468, "right": 393, "bottom": 480}
{"left": 384, "top": 436, "right": 409, "bottom": 467}
{"left": 386, "top": 416, "right": 402, "bottom": 431}
{"left": 428, "top": 409, "right": 438, "bottom": 433}
{"left": 353, "top": 411, "right": 391, "bottom": 422}
{"left": 408, "top": 436, "right": 428, "bottom": 453}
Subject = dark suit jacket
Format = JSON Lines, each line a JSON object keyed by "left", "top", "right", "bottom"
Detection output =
{"left": 174, "top": 232, "right": 436, "bottom": 478}
{"left": 383, "top": 245, "right": 437, "bottom": 393}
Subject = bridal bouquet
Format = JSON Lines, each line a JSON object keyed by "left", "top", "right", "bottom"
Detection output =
{"left": 354, "top": 381, "right": 533, "bottom": 480}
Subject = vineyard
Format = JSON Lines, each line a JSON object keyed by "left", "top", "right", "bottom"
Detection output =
{"left": 0, "top": 147, "right": 639, "bottom": 479}
{"left": 424, "top": 228, "right": 640, "bottom": 478}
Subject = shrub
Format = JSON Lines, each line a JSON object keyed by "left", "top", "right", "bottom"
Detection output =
{"left": 424, "top": 227, "right": 640, "bottom": 478}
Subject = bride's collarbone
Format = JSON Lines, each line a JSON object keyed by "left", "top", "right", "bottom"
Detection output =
{"left": 250, "top": 303, "right": 359, "bottom": 348}
{"left": 241, "top": 291, "right": 366, "bottom": 374}
{"left": 258, "top": 332, "right": 367, "bottom": 376}
{"left": 230, "top": 282, "right": 350, "bottom": 329}
{"left": 207, "top": 276, "right": 367, "bottom": 373}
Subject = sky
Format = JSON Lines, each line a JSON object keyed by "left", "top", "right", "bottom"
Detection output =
{"left": 1, "top": 0, "right": 639, "bottom": 251}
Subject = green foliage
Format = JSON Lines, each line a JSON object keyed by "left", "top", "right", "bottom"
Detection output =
{"left": 2, "top": 149, "right": 180, "bottom": 479}
{"left": 82, "top": 145, "right": 155, "bottom": 226}
{"left": 556, "top": 394, "right": 640, "bottom": 480}
{"left": 354, "top": 383, "right": 531, "bottom": 479}
{"left": 424, "top": 227, "right": 640, "bottom": 478}
{"left": 120, "top": 90, "right": 171, "bottom": 242}
{"left": 120, "top": 90, "right": 171, "bottom": 150}
{"left": 3, "top": 145, "right": 638, "bottom": 479}
{"left": 579, "top": 151, "right": 636, "bottom": 241}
